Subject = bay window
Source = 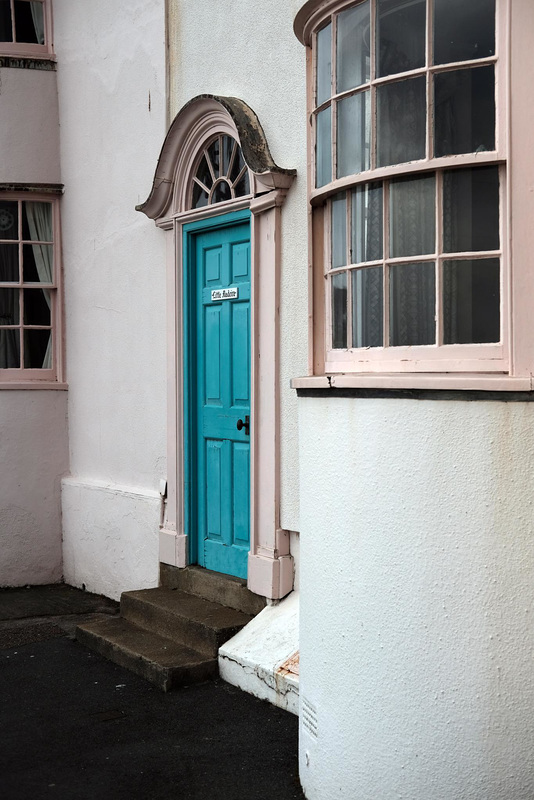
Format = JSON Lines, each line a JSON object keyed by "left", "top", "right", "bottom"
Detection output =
{"left": 295, "top": 0, "right": 515, "bottom": 382}
{"left": 0, "top": 0, "right": 51, "bottom": 57}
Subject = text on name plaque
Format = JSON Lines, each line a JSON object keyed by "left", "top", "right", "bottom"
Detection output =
{"left": 211, "top": 287, "right": 239, "bottom": 301}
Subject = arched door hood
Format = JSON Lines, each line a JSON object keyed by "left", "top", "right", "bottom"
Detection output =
{"left": 137, "top": 94, "right": 296, "bottom": 221}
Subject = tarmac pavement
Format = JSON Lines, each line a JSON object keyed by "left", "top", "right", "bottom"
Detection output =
{"left": 0, "top": 585, "right": 304, "bottom": 800}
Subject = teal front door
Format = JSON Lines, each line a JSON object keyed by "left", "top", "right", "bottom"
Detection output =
{"left": 186, "top": 212, "right": 251, "bottom": 579}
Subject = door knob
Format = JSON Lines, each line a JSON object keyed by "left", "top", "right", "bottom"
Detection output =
{"left": 236, "top": 415, "right": 250, "bottom": 435}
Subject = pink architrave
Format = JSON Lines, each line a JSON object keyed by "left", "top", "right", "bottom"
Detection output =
{"left": 138, "top": 95, "right": 296, "bottom": 599}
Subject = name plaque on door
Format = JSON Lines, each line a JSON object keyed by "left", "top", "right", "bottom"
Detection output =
{"left": 211, "top": 287, "right": 239, "bottom": 301}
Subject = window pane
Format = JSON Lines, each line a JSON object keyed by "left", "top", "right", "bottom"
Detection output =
{"left": 352, "top": 267, "right": 383, "bottom": 348}
{"left": 23, "top": 243, "right": 53, "bottom": 283}
{"left": 24, "top": 288, "right": 50, "bottom": 325}
{"left": 0, "top": 0, "right": 13, "bottom": 42}
{"left": 434, "top": 0, "right": 495, "bottom": 65}
{"left": 317, "top": 22, "right": 332, "bottom": 106}
{"left": 337, "top": 91, "right": 370, "bottom": 178}
{"left": 192, "top": 182, "right": 209, "bottom": 209}
{"left": 212, "top": 180, "right": 232, "bottom": 204}
{"left": 331, "top": 272, "right": 347, "bottom": 348}
{"left": 0, "top": 329, "right": 20, "bottom": 368}
{"left": 196, "top": 154, "right": 213, "bottom": 191}
{"left": 331, "top": 193, "right": 347, "bottom": 269}
{"left": 443, "top": 258, "right": 500, "bottom": 344}
{"left": 233, "top": 170, "right": 250, "bottom": 198}
{"left": 389, "top": 261, "right": 436, "bottom": 346}
{"left": 222, "top": 136, "right": 235, "bottom": 176}
{"left": 0, "top": 288, "right": 19, "bottom": 324}
{"left": 24, "top": 328, "right": 51, "bottom": 368}
{"left": 29, "top": 1, "right": 44, "bottom": 44}
{"left": 229, "top": 146, "right": 246, "bottom": 184}
{"left": 22, "top": 201, "right": 52, "bottom": 241}
{"left": 0, "top": 244, "right": 19, "bottom": 281}
{"left": 337, "top": 1, "right": 370, "bottom": 93}
{"left": 390, "top": 174, "right": 435, "bottom": 258}
{"left": 434, "top": 66, "right": 495, "bottom": 157}
{"left": 14, "top": 0, "right": 40, "bottom": 43}
{"left": 316, "top": 107, "right": 332, "bottom": 188}
{"left": 0, "top": 202, "right": 18, "bottom": 240}
{"left": 377, "top": 77, "right": 426, "bottom": 167}
{"left": 443, "top": 166, "right": 499, "bottom": 253}
{"left": 207, "top": 138, "right": 220, "bottom": 179}
{"left": 352, "top": 182, "right": 383, "bottom": 264}
{"left": 377, "top": 0, "right": 426, "bottom": 78}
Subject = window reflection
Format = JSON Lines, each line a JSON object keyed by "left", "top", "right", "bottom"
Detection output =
{"left": 377, "top": 0, "right": 426, "bottom": 78}
{"left": 443, "top": 258, "right": 500, "bottom": 344}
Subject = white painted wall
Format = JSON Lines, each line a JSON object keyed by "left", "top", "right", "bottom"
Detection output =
{"left": 167, "top": 0, "right": 309, "bottom": 536}
{"left": 298, "top": 396, "right": 534, "bottom": 800}
{"left": 53, "top": 0, "right": 167, "bottom": 598}
{"left": 0, "top": 391, "right": 68, "bottom": 586}
{"left": 0, "top": 66, "right": 60, "bottom": 184}
{"left": 62, "top": 478, "right": 161, "bottom": 601}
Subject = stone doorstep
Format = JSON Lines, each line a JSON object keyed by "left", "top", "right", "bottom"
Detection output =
{"left": 121, "top": 587, "right": 253, "bottom": 658}
{"left": 76, "top": 581, "right": 256, "bottom": 692}
{"left": 76, "top": 616, "right": 218, "bottom": 692}
{"left": 160, "top": 564, "right": 266, "bottom": 617}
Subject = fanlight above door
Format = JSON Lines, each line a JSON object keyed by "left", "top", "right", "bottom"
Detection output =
{"left": 191, "top": 135, "right": 250, "bottom": 209}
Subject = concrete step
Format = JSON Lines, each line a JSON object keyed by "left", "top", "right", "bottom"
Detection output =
{"left": 120, "top": 587, "right": 252, "bottom": 658}
{"left": 76, "top": 616, "right": 218, "bottom": 691}
{"left": 160, "top": 564, "right": 266, "bottom": 617}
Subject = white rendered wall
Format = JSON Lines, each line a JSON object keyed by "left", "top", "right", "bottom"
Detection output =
{"left": 61, "top": 478, "right": 161, "bottom": 601}
{"left": 167, "top": 0, "right": 309, "bottom": 536}
{"left": 298, "top": 396, "right": 534, "bottom": 800}
{"left": 0, "top": 391, "right": 68, "bottom": 586}
{"left": 0, "top": 66, "right": 60, "bottom": 184}
{"left": 53, "top": 0, "right": 167, "bottom": 598}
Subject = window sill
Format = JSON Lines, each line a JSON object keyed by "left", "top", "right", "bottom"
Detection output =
{"left": 0, "top": 381, "right": 67, "bottom": 390}
{"left": 291, "top": 373, "right": 533, "bottom": 392}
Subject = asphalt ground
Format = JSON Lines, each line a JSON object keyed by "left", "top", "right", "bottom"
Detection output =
{"left": 0, "top": 585, "right": 304, "bottom": 800}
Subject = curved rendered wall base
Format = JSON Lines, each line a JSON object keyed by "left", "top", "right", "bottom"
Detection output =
{"left": 298, "top": 396, "right": 534, "bottom": 800}
{"left": 0, "top": 67, "right": 60, "bottom": 184}
{"left": 0, "top": 391, "right": 68, "bottom": 587}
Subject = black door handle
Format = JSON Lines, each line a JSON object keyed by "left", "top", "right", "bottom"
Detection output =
{"left": 236, "top": 415, "right": 250, "bottom": 435}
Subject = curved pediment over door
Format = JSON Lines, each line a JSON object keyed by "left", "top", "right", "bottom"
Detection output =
{"left": 137, "top": 94, "right": 296, "bottom": 223}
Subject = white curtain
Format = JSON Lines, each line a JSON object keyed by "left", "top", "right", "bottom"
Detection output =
{"left": 389, "top": 175, "right": 436, "bottom": 346}
{"left": 30, "top": 1, "right": 45, "bottom": 45}
{"left": 0, "top": 246, "right": 19, "bottom": 368}
{"left": 26, "top": 202, "right": 52, "bottom": 368}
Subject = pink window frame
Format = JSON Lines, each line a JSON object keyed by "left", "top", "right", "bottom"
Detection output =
{"left": 322, "top": 167, "right": 508, "bottom": 374}
{"left": 0, "top": 0, "right": 53, "bottom": 59}
{"left": 0, "top": 192, "right": 64, "bottom": 387}
{"left": 292, "top": 0, "right": 531, "bottom": 391}
{"left": 138, "top": 96, "right": 296, "bottom": 599}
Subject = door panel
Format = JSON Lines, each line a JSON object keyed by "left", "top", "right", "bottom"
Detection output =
{"left": 232, "top": 441, "right": 250, "bottom": 546}
{"left": 232, "top": 303, "right": 250, "bottom": 404}
{"left": 193, "top": 220, "right": 251, "bottom": 578}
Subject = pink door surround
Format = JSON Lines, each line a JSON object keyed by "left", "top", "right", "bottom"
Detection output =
{"left": 138, "top": 95, "right": 296, "bottom": 600}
